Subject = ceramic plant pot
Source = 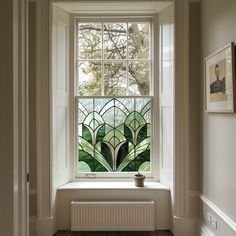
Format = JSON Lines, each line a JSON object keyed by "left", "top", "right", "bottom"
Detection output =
{"left": 134, "top": 173, "right": 145, "bottom": 187}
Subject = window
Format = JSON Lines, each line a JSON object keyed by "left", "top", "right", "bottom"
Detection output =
{"left": 75, "top": 19, "right": 155, "bottom": 177}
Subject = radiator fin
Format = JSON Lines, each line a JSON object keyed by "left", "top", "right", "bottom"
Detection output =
{"left": 71, "top": 201, "right": 155, "bottom": 231}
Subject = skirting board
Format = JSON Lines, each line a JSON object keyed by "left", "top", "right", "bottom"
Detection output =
{"left": 36, "top": 217, "right": 53, "bottom": 236}
{"left": 200, "top": 224, "right": 215, "bottom": 236}
{"left": 174, "top": 216, "right": 199, "bottom": 236}
{"left": 200, "top": 194, "right": 236, "bottom": 233}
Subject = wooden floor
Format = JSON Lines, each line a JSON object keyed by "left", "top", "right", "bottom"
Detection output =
{"left": 55, "top": 231, "right": 173, "bottom": 236}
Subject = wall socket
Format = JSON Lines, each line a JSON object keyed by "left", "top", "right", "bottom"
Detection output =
{"left": 207, "top": 212, "right": 218, "bottom": 229}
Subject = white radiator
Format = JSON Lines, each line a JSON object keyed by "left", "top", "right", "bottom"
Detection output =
{"left": 71, "top": 201, "right": 155, "bottom": 231}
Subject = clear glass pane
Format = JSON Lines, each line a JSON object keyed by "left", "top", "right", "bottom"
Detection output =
{"left": 104, "top": 62, "right": 127, "bottom": 96}
{"left": 94, "top": 98, "right": 110, "bottom": 114}
{"left": 78, "top": 61, "right": 102, "bottom": 96}
{"left": 135, "top": 97, "right": 151, "bottom": 113}
{"left": 78, "top": 23, "right": 102, "bottom": 59}
{"left": 102, "top": 106, "right": 115, "bottom": 128}
{"left": 116, "top": 98, "right": 134, "bottom": 112}
{"left": 103, "top": 23, "right": 127, "bottom": 59}
{"left": 128, "top": 23, "right": 150, "bottom": 59}
{"left": 128, "top": 61, "right": 150, "bottom": 95}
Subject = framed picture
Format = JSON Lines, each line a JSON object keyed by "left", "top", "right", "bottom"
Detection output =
{"left": 205, "top": 42, "right": 235, "bottom": 113}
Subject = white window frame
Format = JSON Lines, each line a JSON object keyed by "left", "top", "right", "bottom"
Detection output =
{"left": 73, "top": 16, "right": 159, "bottom": 180}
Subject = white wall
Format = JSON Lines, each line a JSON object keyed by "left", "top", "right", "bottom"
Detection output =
{"left": 201, "top": 0, "right": 236, "bottom": 235}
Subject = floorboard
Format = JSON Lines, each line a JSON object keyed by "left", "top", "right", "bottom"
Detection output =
{"left": 55, "top": 230, "right": 173, "bottom": 236}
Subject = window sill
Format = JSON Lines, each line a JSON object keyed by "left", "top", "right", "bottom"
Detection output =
{"left": 57, "top": 181, "right": 169, "bottom": 191}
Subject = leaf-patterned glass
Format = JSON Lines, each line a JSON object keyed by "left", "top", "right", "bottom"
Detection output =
{"left": 77, "top": 98, "right": 152, "bottom": 172}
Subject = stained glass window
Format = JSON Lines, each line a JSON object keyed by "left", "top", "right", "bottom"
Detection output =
{"left": 76, "top": 21, "right": 152, "bottom": 175}
{"left": 78, "top": 98, "right": 151, "bottom": 173}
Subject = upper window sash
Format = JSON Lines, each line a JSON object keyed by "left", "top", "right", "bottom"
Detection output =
{"left": 75, "top": 19, "right": 153, "bottom": 97}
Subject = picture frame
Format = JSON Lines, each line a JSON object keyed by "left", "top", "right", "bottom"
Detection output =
{"left": 205, "top": 42, "right": 236, "bottom": 113}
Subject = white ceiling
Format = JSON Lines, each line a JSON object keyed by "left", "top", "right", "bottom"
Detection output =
{"left": 54, "top": 1, "right": 174, "bottom": 14}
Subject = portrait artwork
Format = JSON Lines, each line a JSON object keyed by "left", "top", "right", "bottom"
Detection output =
{"left": 205, "top": 43, "right": 235, "bottom": 112}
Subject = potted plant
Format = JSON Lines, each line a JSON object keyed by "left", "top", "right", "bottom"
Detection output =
{"left": 134, "top": 172, "right": 145, "bottom": 187}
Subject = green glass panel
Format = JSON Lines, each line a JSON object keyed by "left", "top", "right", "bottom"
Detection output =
{"left": 93, "top": 147, "right": 113, "bottom": 171}
{"left": 124, "top": 125, "right": 133, "bottom": 143}
{"left": 122, "top": 150, "right": 150, "bottom": 172}
{"left": 82, "top": 125, "right": 92, "bottom": 144}
{"left": 129, "top": 142, "right": 134, "bottom": 152}
{"left": 101, "top": 142, "right": 113, "bottom": 168}
{"left": 96, "top": 125, "right": 105, "bottom": 143}
{"left": 103, "top": 129, "right": 115, "bottom": 143}
{"left": 95, "top": 142, "right": 101, "bottom": 152}
{"left": 114, "top": 129, "right": 125, "bottom": 142}
{"left": 80, "top": 146, "right": 109, "bottom": 172}
{"left": 125, "top": 111, "right": 145, "bottom": 130}
{"left": 138, "top": 161, "right": 150, "bottom": 172}
{"left": 147, "top": 123, "right": 151, "bottom": 137}
{"left": 129, "top": 120, "right": 137, "bottom": 130}
{"left": 84, "top": 113, "right": 94, "bottom": 127}
{"left": 110, "top": 137, "right": 116, "bottom": 148}
{"left": 114, "top": 137, "right": 120, "bottom": 148}
{"left": 116, "top": 142, "right": 129, "bottom": 168}
{"left": 116, "top": 124, "right": 124, "bottom": 134}
{"left": 137, "top": 124, "right": 147, "bottom": 144}
{"left": 134, "top": 138, "right": 150, "bottom": 157}
{"left": 94, "top": 161, "right": 109, "bottom": 172}
{"left": 78, "top": 161, "right": 91, "bottom": 173}
{"left": 134, "top": 112, "right": 145, "bottom": 126}
{"left": 105, "top": 124, "right": 113, "bottom": 134}
{"left": 93, "top": 112, "right": 104, "bottom": 125}
{"left": 93, "top": 120, "right": 99, "bottom": 130}
{"left": 79, "top": 138, "right": 94, "bottom": 157}
{"left": 125, "top": 111, "right": 135, "bottom": 125}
